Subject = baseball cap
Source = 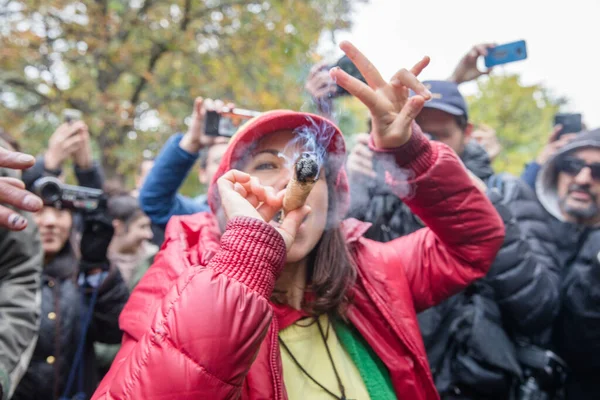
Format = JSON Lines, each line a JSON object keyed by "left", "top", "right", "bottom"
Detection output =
{"left": 413, "top": 80, "right": 468, "bottom": 120}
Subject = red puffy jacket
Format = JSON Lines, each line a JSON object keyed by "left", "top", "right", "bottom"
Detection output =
{"left": 93, "top": 115, "right": 504, "bottom": 400}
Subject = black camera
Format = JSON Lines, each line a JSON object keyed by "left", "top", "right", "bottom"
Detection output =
{"left": 33, "top": 177, "right": 105, "bottom": 212}
{"left": 516, "top": 344, "right": 568, "bottom": 400}
{"left": 329, "top": 55, "right": 366, "bottom": 98}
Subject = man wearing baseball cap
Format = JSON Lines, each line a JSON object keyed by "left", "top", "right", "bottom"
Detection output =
{"left": 346, "top": 46, "right": 562, "bottom": 398}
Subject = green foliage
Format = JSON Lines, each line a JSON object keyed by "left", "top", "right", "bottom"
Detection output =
{"left": 0, "top": 0, "right": 361, "bottom": 187}
{"left": 467, "top": 74, "right": 566, "bottom": 175}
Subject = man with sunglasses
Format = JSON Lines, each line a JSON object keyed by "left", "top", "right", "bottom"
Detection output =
{"left": 535, "top": 128, "right": 600, "bottom": 399}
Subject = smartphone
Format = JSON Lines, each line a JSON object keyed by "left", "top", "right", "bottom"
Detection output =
{"left": 62, "top": 109, "right": 82, "bottom": 124}
{"left": 484, "top": 40, "right": 528, "bottom": 68}
{"left": 554, "top": 113, "right": 582, "bottom": 139}
{"left": 330, "top": 55, "right": 366, "bottom": 97}
{"left": 204, "top": 108, "right": 261, "bottom": 137}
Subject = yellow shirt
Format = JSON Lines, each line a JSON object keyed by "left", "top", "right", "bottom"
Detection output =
{"left": 279, "top": 314, "right": 371, "bottom": 400}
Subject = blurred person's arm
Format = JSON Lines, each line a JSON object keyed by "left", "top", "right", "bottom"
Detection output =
{"left": 304, "top": 61, "right": 337, "bottom": 120}
{"left": 78, "top": 210, "right": 129, "bottom": 346}
{"left": 0, "top": 203, "right": 42, "bottom": 400}
{"left": 23, "top": 122, "right": 104, "bottom": 190}
{"left": 86, "top": 267, "right": 129, "bottom": 344}
{"left": 139, "top": 97, "right": 225, "bottom": 226}
{"left": 448, "top": 43, "right": 495, "bottom": 84}
{"left": 138, "top": 134, "right": 208, "bottom": 227}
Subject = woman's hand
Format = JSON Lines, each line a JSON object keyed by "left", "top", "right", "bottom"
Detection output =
{"left": 330, "top": 41, "right": 432, "bottom": 149}
{"left": 217, "top": 170, "right": 310, "bottom": 251}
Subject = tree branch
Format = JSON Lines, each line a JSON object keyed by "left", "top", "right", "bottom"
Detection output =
{"left": 130, "top": 42, "right": 167, "bottom": 105}
{"left": 3, "top": 78, "right": 51, "bottom": 102}
{"left": 129, "top": 0, "right": 194, "bottom": 106}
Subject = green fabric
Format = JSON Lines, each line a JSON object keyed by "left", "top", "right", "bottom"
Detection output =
{"left": 333, "top": 319, "right": 396, "bottom": 400}
{"left": 94, "top": 252, "right": 156, "bottom": 370}
{"left": 0, "top": 368, "right": 9, "bottom": 400}
{"left": 127, "top": 253, "right": 155, "bottom": 291}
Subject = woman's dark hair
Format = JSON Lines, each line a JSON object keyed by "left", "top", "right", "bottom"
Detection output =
{"left": 303, "top": 168, "right": 357, "bottom": 317}
{"left": 266, "top": 135, "right": 356, "bottom": 318}
{"left": 107, "top": 194, "right": 145, "bottom": 227}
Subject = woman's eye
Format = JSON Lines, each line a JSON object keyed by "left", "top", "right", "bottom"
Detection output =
{"left": 255, "top": 163, "right": 277, "bottom": 171}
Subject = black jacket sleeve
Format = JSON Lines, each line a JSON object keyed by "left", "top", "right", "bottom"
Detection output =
{"left": 0, "top": 212, "right": 42, "bottom": 400}
{"left": 74, "top": 162, "right": 104, "bottom": 190}
{"left": 555, "top": 231, "right": 600, "bottom": 372}
{"left": 87, "top": 267, "right": 129, "bottom": 345}
{"left": 482, "top": 175, "right": 561, "bottom": 336}
{"left": 22, "top": 155, "right": 104, "bottom": 191}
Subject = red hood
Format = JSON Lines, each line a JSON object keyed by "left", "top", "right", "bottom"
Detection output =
{"left": 208, "top": 110, "right": 350, "bottom": 218}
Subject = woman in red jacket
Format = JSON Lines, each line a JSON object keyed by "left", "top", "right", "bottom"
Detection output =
{"left": 93, "top": 42, "right": 504, "bottom": 400}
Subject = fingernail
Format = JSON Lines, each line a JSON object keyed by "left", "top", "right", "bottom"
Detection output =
{"left": 16, "top": 153, "right": 34, "bottom": 163}
{"left": 23, "top": 195, "right": 42, "bottom": 209}
{"left": 9, "top": 214, "right": 26, "bottom": 228}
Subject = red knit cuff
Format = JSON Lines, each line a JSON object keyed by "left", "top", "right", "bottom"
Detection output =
{"left": 369, "top": 121, "right": 435, "bottom": 178}
{"left": 210, "top": 216, "right": 286, "bottom": 298}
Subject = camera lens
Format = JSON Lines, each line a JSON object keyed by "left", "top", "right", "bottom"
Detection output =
{"left": 38, "top": 181, "right": 61, "bottom": 204}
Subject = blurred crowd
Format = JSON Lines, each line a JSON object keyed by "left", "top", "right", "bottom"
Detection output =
{"left": 0, "top": 42, "right": 598, "bottom": 400}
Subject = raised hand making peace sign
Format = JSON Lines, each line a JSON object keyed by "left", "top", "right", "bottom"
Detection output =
{"left": 330, "top": 41, "right": 432, "bottom": 149}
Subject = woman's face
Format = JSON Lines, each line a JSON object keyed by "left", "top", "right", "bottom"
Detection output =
{"left": 33, "top": 206, "right": 73, "bottom": 258}
{"left": 242, "top": 131, "right": 329, "bottom": 263}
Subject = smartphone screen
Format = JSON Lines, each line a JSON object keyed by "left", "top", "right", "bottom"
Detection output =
{"left": 204, "top": 111, "right": 221, "bottom": 136}
{"left": 204, "top": 109, "right": 257, "bottom": 137}
{"left": 554, "top": 113, "right": 582, "bottom": 138}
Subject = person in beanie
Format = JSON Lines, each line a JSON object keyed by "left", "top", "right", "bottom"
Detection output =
{"left": 92, "top": 41, "right": 504, "bottom": 400}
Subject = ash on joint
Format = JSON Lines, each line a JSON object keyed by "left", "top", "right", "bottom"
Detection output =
{"left": 295, "top": 153, "right": 319, "bottom": 183}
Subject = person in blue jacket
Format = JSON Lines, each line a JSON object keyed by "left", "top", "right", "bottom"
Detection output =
{"left": 139, "top": 97, "right": 229, "bottom": 228}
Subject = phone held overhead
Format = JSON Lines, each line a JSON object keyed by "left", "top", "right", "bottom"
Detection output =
{"left": 62, "top": 108, "right": 83, "bottom": 124}
{"left": 204, "top": 108, "right": 261, "bottom": 137}
{"left": 554, "top": 113, "right": 583, "bottom": 139}
{"left": 484, "top": 40, "right": 528, "bottom": 68}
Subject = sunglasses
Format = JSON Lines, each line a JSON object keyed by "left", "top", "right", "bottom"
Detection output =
{"left": 557, "top": 156, "right": 600, "bottom": 181}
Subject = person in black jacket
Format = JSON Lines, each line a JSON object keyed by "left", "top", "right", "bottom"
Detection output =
{"left": 535, "top": 128, "right": 600, "bottom": 399}
{"left": 0, "top": 140, "right": 44, "bottom": 400}
{"left": 12, "top": 195, "right": 128, "bottom": 400}
{"left": 339, "top": 80, "right": 560, "bottom": 398}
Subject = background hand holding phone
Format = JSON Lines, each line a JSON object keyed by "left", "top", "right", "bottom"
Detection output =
{"left": 179, "top": 97, "right": 233, "bottom": 155}
{"left": 536, "top": 125, "right": 579, "bottom": 165}
{"left": 44, "top": 121, "right": 90, "bottom": 171}
{"left": 449, "top": 43, "right": 496, "bottom": 84}
{"left": 346, "top": 133, "right": 376, "bottom": 181}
